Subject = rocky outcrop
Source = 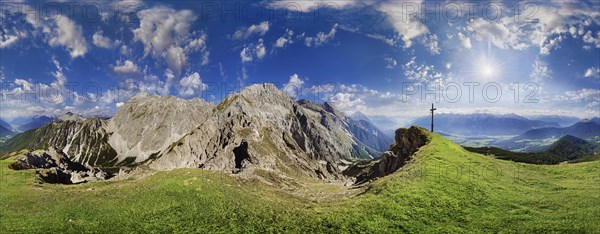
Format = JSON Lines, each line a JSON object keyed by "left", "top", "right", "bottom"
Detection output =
{"left": 344, "top": 126, "right": 429, "bottom": 184}
{"left": 9, "top": 147, "right": 110, "bottom": 184}
{"left": 1, "top": 117, "right": 118, "bottom": 167}
{"left": 107, "top": 93, "right": 214, "bottom": 164}
{"left": 149, "top": 84, "right": 353, "bottom": 182}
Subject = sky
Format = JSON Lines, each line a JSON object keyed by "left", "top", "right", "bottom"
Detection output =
{"left": 0, "top": 0, "right": 599, "bottom": 128}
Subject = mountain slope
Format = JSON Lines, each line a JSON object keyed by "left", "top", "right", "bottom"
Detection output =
{"left": 106, "top": 93, "right": 214, "bottom": 163}
{"left": 0, "top": 117, "right": 118, "bottom": 167}
{"left": 1, "top": 130, "right": 599, "bottom": 232}
{"left": 410, "top": 113, "right": 559, "bottom": 136}
{"left": 0, "top": 84, "right": 390, "bottom": 183}
{"left": 149, "top": 84, "right": 361, "bottom": 182}
{"left": 13, "top": 115, "right": 54, "bottom": 132}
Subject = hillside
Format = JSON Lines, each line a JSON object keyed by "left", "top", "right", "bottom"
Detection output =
{"left": 1, "top": 132, "right": 598, "bottom": 232}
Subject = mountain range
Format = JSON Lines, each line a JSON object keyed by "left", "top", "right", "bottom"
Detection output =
{"left": 0, "top": 84, "right": 392, "bottom": 184}
{"left": 494, "top": 118, "right": 600, "bottom": 152}
{"left": 409, "top": 113, "right": 560, "bottom": 136}
{"left": 464, "top": 134, "right": 598, "bottom": 164}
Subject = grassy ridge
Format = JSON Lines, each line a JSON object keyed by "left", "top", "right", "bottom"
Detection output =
{"left": 1, "top": 133, "right": 599, "bottom": 233}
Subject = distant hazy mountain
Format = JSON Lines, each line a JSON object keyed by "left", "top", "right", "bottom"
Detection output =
{"left": 0, "top": 118, "right": 12, "bottom": 130}
{"left": 494, "top": 119, "right": 600, "bottom": 152}
{"left": 0, "top": 119, "right": 13, "bottom": 137}
{"left": 465, "top": 135, "right": 597, "bottom": 164}
{"left": 0, "top": 125, "right": 13, "bottom": 138}
{"left": 10, "top": 115, "right": 54, "bottom": 132}
{"left": 347, "top": 111, "right": 394, "bottom": 153}
{"left": 527, "top": 115, "right": 580, "bottom": 127}
{"left": 510, "top": 119, "right": 600, "bottom": 140}
{"left": 409, "top": 113, "right": 559, "bottom": 136}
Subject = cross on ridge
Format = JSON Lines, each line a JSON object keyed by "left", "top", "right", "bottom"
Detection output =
{"left": 430, "top": 103, "right": 436, "bottom": 132}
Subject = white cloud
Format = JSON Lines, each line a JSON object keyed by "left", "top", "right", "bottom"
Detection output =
{"left": 584, "top": 67, "right": 600, "bottom": 79}
{"left": 376, "top": 1, "right": 428, "bottom": 48}
{"left": 178, "top": 72, "right": 207, "bottom": 97}
{"left": 305, "top": 24, "right": 338, "bottom": 47}
{"left": 402, "top": 56, "right": 443, "bottom": 83}
{"left": 422, "top": 34, "right": 440, "bottom": 54}
{"left": 268, "top": 0, "right": 360, "bottom": 13}
{"left": 232, "top": 21, "right": 270, "bottom": 40}
{"left": 240, "top": 47, "right": 253, "bottom": 63}
{"left": 467, "top": 18, "right": 520, "bottom": 50}
{"left": 457, "top": 32, "right": 472, "bottom": 49}
{"left": 166, "top": 46, "right": 187, "bottom": 76}
{"left": 530, "top": 58, "right": 551, "bottom": 82}
{"left": 0, "top": 32, "right": 19, "bottom": 48}
{"left": 113, "top": 60, "right": 140, "bottom": 78}
{"left": 274, "top": 29, "right": 294, "bottom": 48}
{"left": 133, "top": 7, "right": 197, "bottom": 76}
{"left": 582, "top": 31, "right": 600, "bottom": 48}
{"left": 185, "top": 32, "right": 209, "bottom": 66}
{"left": 256, "top": 39, "right": 266, "bottom": 59}
{"left": 240, "top": 39, "right": 267, "bottom": 62}
{"left": 384, "top": 57, "right": 397, "bottom": 69}
{"left": 47, "top": 15, "right": 88, "bottom": 58}
{"left": 283, "top": 73, "right": 304, "bottom": 98}
{"left": 92, "top": 31, "right": 112, "bottom": 48}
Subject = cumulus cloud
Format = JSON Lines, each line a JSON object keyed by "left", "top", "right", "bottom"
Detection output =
{"left": 232, "top": 21, "right": 270, "bottom": 40}
{"left": 274, "top": 29, "right": 294, "bottom": 48}
{"left": 268, "top": 0, "right": 360, "bottom": 13}
{"left": 133, "top": 7, "right": 197, "bottom": 76}
{"left": 305, "top": 24, "right": 338, "bottom": 47}
{"left": 384, "top": 57, "right": 397, "bottom": 69}
{"left": 402, "top": 57, "right": 443, "bottom": 83}
{"left": 240, "top": 39, "right": 267, "bottom": 62}
{"left": 185, "top": 32, "right": 210, "bottom": 66}
{"left": 530, "top": 58, "right": 551, "bottom": 82}
{"left": 240, "top": 47, "right": 253, "bottom": 63}
{"left": 178, "top": 72, "right": 207, "bottom": 97}
{"left": 113, "top": 60, "right": 141, "bottom": 78}
{"left": 47, "top": 16, "right": 88, "bottom": 58}
{"left": 0, "top": 32, "right": 19, "bottom": 48}
{"left": 92, "top": 31, "right": 112, "bottom": 48}
{"left": 422, "top": 34, "right": 440, "bottom": 54}
{"left": 465, "top": 4, "right": 600, "bottom": 55}
{"left": 584, "top": 67, "right": 600, "bottom": 79}
{"left": 376, "top": 1, "right": 428, "bottom": 48}
{"left": 457, "top": 32, "right": 472, "bottom": 49}
{"left": 282, "top": 73, "right": 304, "bottom": 98}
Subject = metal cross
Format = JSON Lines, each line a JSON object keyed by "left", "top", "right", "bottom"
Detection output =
{"left": 430, "top": 103, "right": 436, "bottom": 132}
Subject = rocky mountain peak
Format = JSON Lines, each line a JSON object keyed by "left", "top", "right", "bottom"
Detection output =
{"left": 56, "top": 112, "right": 83, "bottom": 122}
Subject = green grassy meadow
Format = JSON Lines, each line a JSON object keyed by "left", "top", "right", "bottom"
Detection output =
{"left": 1, "top": 133, "right": 599, "bottom": 233}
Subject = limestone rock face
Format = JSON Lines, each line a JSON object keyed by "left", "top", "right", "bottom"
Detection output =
{"left": 149, "top": 84, "right": 353, "bottom": 182}
{"left": 344, "top": 126, "right": 429, "bottom": 184}
{"left": 10, "top": 147, "right": 110, "bottom": 184}
{"left": 107, "top": 93, "right": 214, "bottom": 163}
{"left": 3, "top": 117, "right": 118, "bottom": 167}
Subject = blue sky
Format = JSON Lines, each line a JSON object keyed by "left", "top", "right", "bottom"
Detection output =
{"left": 0, "top": 0, "right": 599, "bottom": 127}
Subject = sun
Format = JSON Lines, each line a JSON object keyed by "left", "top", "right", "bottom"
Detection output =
{"left": 482, "top": 64, "right": 495, "bottom": 77}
